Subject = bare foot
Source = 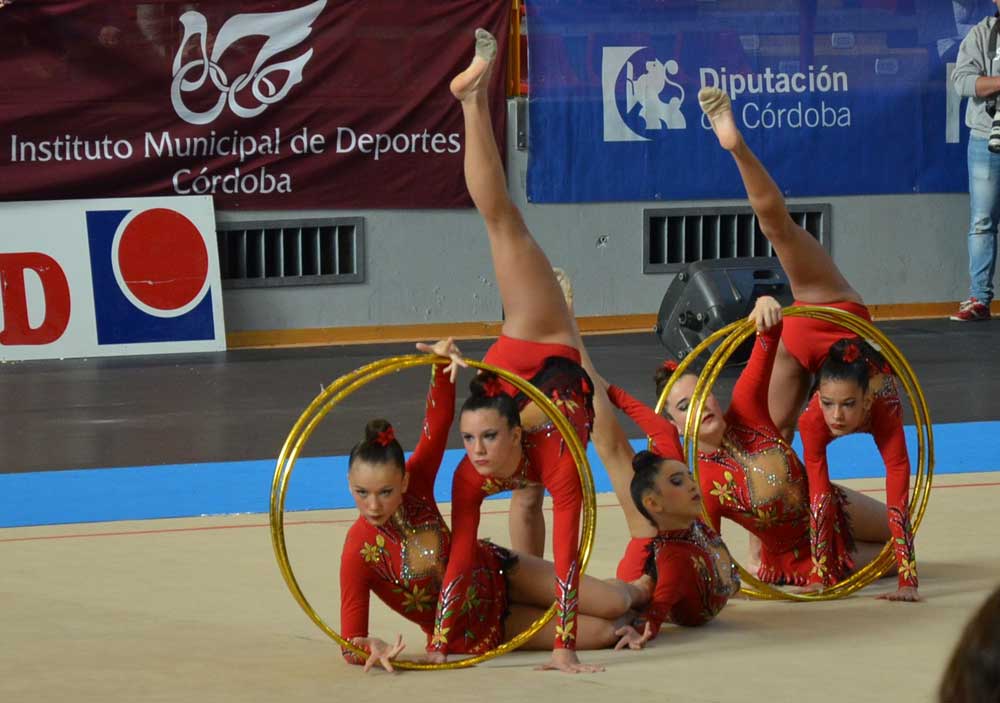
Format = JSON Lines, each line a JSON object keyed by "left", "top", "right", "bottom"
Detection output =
{"left": 698, "top": 87, "right": 743, "bottom": 151}
{"left": 450, "top": 28, "right": 497, "bottom": 102}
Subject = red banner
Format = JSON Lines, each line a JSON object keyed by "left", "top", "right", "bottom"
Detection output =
{"left": 0, "top": 1, "right": 509, "bottom": 209}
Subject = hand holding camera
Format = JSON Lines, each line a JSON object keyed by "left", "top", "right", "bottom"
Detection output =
{"left": 988, "top": 107, "right": 1000, "bottom": 153}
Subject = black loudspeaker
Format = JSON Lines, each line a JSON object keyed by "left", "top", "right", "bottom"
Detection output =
{"left": 655, "top": 257, "right": 793, "bottom": 365}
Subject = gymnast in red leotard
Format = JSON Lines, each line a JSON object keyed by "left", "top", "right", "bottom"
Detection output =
{"left": 340, "top": 340, "right": 648, "bottom": 673}
{"left": 426, "top": 28, "right": 629, "bottom": 674}
{"left": 567, "top": 325, "right": 737, "bottom": 649}
{"left": 699, "top": 86, "right": 920, "bottom": 602}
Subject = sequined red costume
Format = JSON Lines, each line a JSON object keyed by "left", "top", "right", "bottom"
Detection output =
{"left": 785, "top": 300, "right": 917, "bottom": 588}
{"left": 432, "top": 335, "right": 593, "bottom": 654}
{"left": 616, "top": 519, "right": 739, "bottom": 633}
{"left": 613, "top": 326, "right": 853, "bottom": 585}
{"left": 606, "top": 392, "right": 740, "bottom": 623}
{"left": 642, "top": 520, "right": 740, "bottom": 633}
{"left": 339, "top": 365, "right": 512, "bottom": 663}
{"left": 606, "top": 384, "right": 686, "bottom": 583}
{"left": 798, "top": 358, "right": 918, "bottom": 589}
{"left": 697, "top": 323, "right": 855, "bottom": 585}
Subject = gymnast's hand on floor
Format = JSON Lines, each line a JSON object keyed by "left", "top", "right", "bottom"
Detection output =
{"left": 876, "top": 586, "right": 922, "bottom": 603}
{"left": 748, "top": 295, "right": 782, "bottom": 332}
{"left": 355, "top": 635, "right": 406, "bottom": 673}
{"left": 416, "top": 337, "right": 468, "bottom": 383}
{"left": 614, "top": 622, "right": 654, "bottom": 651}
{"left": 536, "top": 649, "right": 605, "bottom": 674}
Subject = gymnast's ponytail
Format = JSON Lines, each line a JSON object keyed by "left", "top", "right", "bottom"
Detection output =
{"left": 630, "top": 450, "right": 664, "bottom": 528}
{"left": 348, "top": 418, "right": 406, "bottom": 473}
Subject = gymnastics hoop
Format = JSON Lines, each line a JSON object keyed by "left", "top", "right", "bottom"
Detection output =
{"left": 270, "top": 354, "right": 597, "bottom": 670}
{"left": 654, "top": 305, "right": 933, "bottom": 601}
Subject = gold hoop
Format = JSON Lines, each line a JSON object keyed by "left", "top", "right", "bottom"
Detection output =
{"left": 270, "top": 355, "right": 597, "bottom": 669}
{"left": 655, "top": 306, "right": 933, "bottom": 601}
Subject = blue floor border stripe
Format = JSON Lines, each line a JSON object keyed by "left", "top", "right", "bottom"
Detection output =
{"left": 3, "top": 421, "right": 998, "bottom": 528}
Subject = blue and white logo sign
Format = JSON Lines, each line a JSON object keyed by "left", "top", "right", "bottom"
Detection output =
{"left": 530, "top": 0, "right": 969, "bottom": 202}
{"left": 603, "top": 47, "right": 688, "bottom": 142}
{"left": 86, "top": 207, "right": 218, "bottom": 345}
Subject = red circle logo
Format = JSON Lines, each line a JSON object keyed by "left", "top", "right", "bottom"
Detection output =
{"left": 115, "top": 209, "right": 209, "bottom": 312}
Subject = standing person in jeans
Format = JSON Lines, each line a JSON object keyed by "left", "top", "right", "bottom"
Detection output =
{"left": 951, "top": 2, "right": 1000, "bottom": 321}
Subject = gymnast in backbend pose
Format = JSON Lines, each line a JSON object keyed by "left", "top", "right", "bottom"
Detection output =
{"left": 340, "top": 339, "right": 648, "bottom": 673}
{"left": 654, "top": 295, "right": 864, "bottom": 587}
{"left": 426, "top": 28, "right": 641, "bottom": 673}
{"left": 566, "top": 309, "right": 738, "bottom": 648}
{"left": 698, "top": 87, "right": 919, "bottom": 601}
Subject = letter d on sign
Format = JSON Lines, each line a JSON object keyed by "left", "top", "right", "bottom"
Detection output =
{"left": 0, "top": 253, "right": 71, "bottom": 345}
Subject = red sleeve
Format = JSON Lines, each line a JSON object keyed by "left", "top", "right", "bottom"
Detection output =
{"left": 543, "top": 453, "right": 584, "bottom": 651}
{"left": 727, "top": 323, "right": 782, "bottom": 429}
{"left": 616, "top": 538, "right": 653, "bottom": 581}
{"left": 405, "top": 364, "right": 456, "bottom": 498}
{"left": 644, "top": 551, "right": 687, "bottom": 638}
{"left": 606, "top": 384, "right": 682, "bottom": 461}
{"left": 429, "top": 458, "right": 485, "bottom": 654}
{"left": 870, "top": 398, "right": 918, "bottom": 589}
{"left": 339, "top": 530, "right": 372, "bottom": 665}
{"left": 799, "top": 396, "right": 850, "bottom": 586}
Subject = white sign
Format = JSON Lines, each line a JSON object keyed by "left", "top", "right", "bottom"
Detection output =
{"left": 0, "top": 195, "right": 226, "bottom": 361}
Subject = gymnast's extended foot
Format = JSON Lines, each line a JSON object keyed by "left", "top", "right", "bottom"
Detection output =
{"left": 450, "top": 28, "right": 497, "bottom": 102}
{"left": 698, "top": 87, "right": 743, "bottom": 151}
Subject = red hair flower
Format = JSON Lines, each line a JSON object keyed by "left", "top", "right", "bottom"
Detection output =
{"left": 841, "top": 343, "right": 860, "bottom": 364}
{"left": 662, "top": 359, "right": 679, "bottom": 373}
{"left": 482, "top": 376, "right": 504, "bottom": 398}
{"left": 374, "top": 426, "right": 395, "bottom": 447}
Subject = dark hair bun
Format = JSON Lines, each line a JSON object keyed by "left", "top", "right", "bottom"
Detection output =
{"left": 349, "top": 418, "right": 405, "bottom": 474}
{"left": 469, "top": 371, "right": 505, "bottom": 399}
{"left": 364, "top": 418, "right": 393, "bottom": 443}
{"left": 632, "top": 450, "right": 663, "bottom": 473}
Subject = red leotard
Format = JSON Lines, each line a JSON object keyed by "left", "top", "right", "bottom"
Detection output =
{"left": 800, "top": 376, "right": 918, "bottom": 589}
{"left": 605, "top": 329, "right": 851, "bottom": 585}
{"left": 483, "top": 334, "right": 582, "bottom": 397}
{"left": 432, "top": 335, "right": 593, "bottom": 654}
{"left": 616, "top": 536, "right": 653, "bottom": 581}
{"left": 698, "top": 323, "right": 853, "bottom": 585}
{"left": 643, "top": 520, "right": 740, "bottom": 634}
{"left": 339, "top": 365, "right": 511, "bottom": 663}
{"left": 606, "top": 384, "right": 685, "bottom": 582}
{"left": 786, "top": 299, "right": 918, "bottom": 589}
{"left": 781, "top": 299, "right": 872, "bottom": 374}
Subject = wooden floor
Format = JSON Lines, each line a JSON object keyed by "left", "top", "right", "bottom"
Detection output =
{"left": 4, "top": 472, "right": 998, "bottom": 702}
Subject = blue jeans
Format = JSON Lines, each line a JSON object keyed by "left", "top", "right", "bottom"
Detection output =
{"left": 967, "top": 136, "right": 1000, "bottom": 304}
